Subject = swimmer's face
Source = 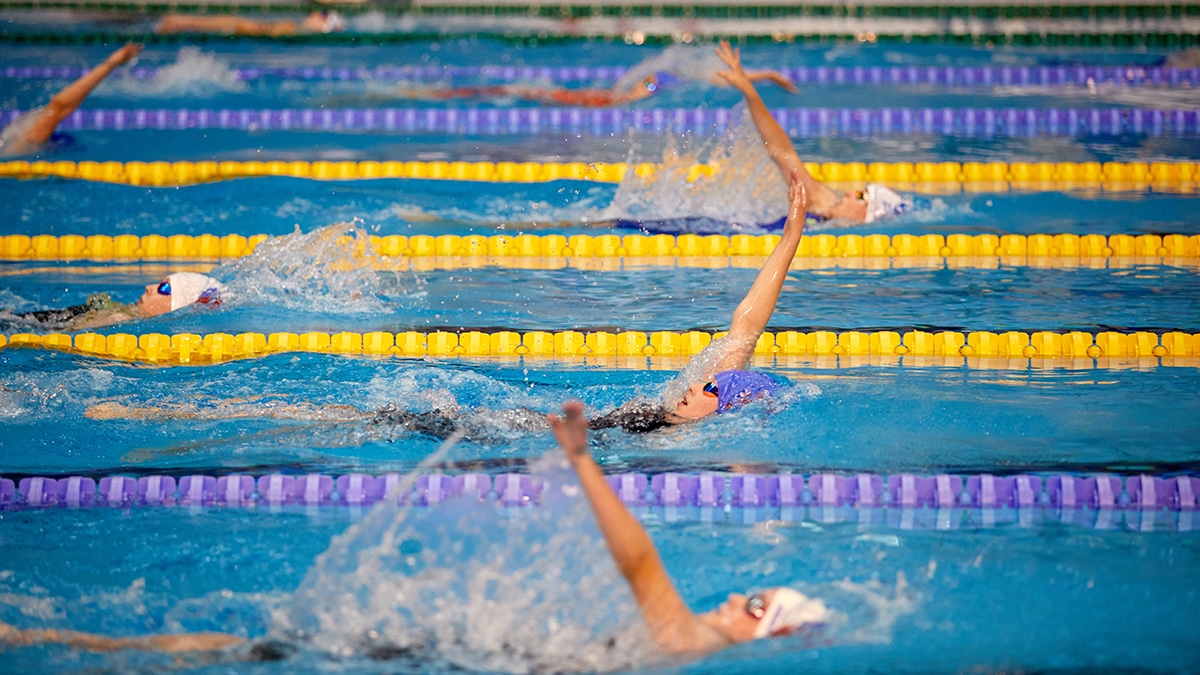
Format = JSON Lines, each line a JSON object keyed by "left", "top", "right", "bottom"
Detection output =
{"left": 700, "top": 589, "right": 777, "bottom": 643}
{"left": 623, "top": 75, "right": 659, "bottom": 102}
{"left": 301, "top": 11, "right": 343, "bottom": 33}
{"left": 137, "top": 279, "right": 173, "bottom": 317}
{"left": 669, "top": 380, "right": 719, "bottom": 422}
{"left": 827, "top": 190, "right": 869, "bottom": 222}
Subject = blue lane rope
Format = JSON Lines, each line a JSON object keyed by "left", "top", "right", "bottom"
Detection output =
{"left": 4, "top": 472, "right": 1197, "bottom": 514}
{"left": 4, "top": 64, "right": 1199, "bottom": 88}
{"left": 2, "top": 106, "right": 1197, "bottom": 137}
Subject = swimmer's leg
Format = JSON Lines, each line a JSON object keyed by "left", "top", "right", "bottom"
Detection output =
{"left": 0, "top": 620, "right": 244, "bottom": 653}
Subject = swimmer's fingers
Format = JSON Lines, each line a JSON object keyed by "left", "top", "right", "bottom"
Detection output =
{"left": 548, "top": 400, "right": 589, "bottom": 458}
{"left": 771, "top": 72, "right": 800, "bottom": 94}
{"left": 715, "top": 40, "right": 739, "bottom": 69}
{"left": 110, "top": 42, "right": 143, "bottom": 65}
{"left": 714, "top": 41, "right": 752, "bottom": 91}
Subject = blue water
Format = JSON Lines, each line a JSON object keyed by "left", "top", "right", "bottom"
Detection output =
{"left": 2, "top": 34, "right": 1199, "bottom": 674}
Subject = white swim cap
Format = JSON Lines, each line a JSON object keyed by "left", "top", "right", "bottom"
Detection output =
{"left": 164, "top": 272, "right": 222, "bottom": 311}
{"left": 323, "top": 11, "right": 346, "bottom": 33}
{"left": 864, "top": 184, "right": 909, "bottom": 223}
{"left": 752, "top": 588, "right": 829, "bottom": 639}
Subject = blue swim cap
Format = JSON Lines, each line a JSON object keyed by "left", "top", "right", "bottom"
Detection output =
{"left": 653, "top": 71, "right": 682, "bottom": 90}
{"left": 643, "top": 71, "right": 683, "bottom": 93}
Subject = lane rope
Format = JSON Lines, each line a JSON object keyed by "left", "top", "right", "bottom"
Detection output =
{"left": 2, "top": 106, "right": 1197, "bottom": 138}
{"left": 5, "top": 64, "right": 1198, "bottom": 88}
{"left": 2, "top": 329, "right": 1197, "bottom": 365}
{"left": 3, "top": 473, "right": 1197, "bottom": 527}
{"left": 2, "top": 232, "right": 1198, "bottom": 262}
{"left": 2, "top": 159, "right": 1196, "bottom": 189}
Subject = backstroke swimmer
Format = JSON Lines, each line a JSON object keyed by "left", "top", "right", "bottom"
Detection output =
{"left": 156, "top": 11, "right": 345, "bottom": 37}
{"left": 6, "top": 272, "right": 222, "bottom": 331}
{"left": 0, "top": 43, "right": 142, "bottom": 158}
{"left": 715, "top": 41, "right": 908, "bottom": 224}
{"left": 419, "top": 65, "right": 797, "bottom": 108}
{"left": 82, "top": 168, "right": 811, "bottom": 432}
{"left": 0, "top": 401, "right": 828, "bottom": 661}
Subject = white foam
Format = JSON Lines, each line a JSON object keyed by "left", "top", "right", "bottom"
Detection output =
{"left": 275, "top": 447, "right": 656, "bottom": 672}
{"left": 108, "top": 47, "right": 246, "bottom": 98}
{"left": 601, "top": 108, "right": 788, "bottom": 230}
{"left": 213, "top": 223, "right": 395, "bottom": 314}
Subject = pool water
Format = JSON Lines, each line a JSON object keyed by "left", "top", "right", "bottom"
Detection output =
{"left": 2, "top": 32, "right": 1199, "bottom": 674}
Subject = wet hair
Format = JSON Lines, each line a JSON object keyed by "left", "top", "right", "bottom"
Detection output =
{"left": 369, "top": 402, "right": 672, "bottom": 438}
{"left": 588, "top": 400, "right": 672, "bottom": 434}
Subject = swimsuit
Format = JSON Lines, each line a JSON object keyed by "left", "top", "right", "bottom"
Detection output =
{"left": 613, "top": 213, "right": 826, "bottom": 235}
{"left": 16, "top": 293, "right": 121, "bottom": 328}
{"left": 712, "top": 369, "right": 787, "bottom": 414}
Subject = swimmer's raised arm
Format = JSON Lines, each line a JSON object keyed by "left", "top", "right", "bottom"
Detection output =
{"left": 550, "top": 401, "right": 727, "bottom": 655}
{"left": 0, "top": 43, "right": 141, "bottom": 156}
{"left": 713, "top": 170, "right": 806, "bottom": 373}
{"left": 745, "top": 69, "right": 800, "bottom": 94}
{"left": 714, "top": 41, "right": 840, "bottom": 215}
{"left": 708, "top": 69, "right": 799, "bottom": 94}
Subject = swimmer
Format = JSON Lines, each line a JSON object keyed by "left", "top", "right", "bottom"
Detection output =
{"left": 0, "top": 43, "right": 142, "bottom": 158}
{"left": 0, "top": 401, "right": 827, "bottom": 660}
{"left": 82, "top": 169, "right": 806, "bottom": 431}
{"left": 82, "top": 170, "right": 805, "bottom": 431}
{"left": 715, "top": 41, "right": 908, "bottom": 224}
{"left": 11, "top": 272, "right": 222, "bottom": 331}
{"left": 156, "top": 10, "right": 345, "bottom": 37}
{"left": 404, "top": 67, "right": 796, "bottom": 108}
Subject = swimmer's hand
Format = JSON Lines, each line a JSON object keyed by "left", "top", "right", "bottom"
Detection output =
{"left": 784, "top": 168, "right": 808, "bottom": 238}
{"left": 548, "top": 400, "right": 589, "bottom": 460}
{"left": 108, "top": 43, "right": 143, "bottom": 67}
{"left": 754, "top": 70, "right": 800, "bottom": 94}
{"left": 714, "top": 41, "right": 754, "bottom": 94}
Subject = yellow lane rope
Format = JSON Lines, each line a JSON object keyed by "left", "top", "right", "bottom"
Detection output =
{"left": 3, "top": 232, "right": 1198, "bottom": 263}
{"left": 2, "top": 329, "right": 1197, "bottom": 368}
{"left": 1, "top": 159, "right": 1197, "bottom": 191}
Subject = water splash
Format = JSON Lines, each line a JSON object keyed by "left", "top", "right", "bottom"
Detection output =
{"left": 276, "top": 447, "right": 656, "bottom": 672}
{"left": 659, "top": 332, "right": 761, "bottom": 408}
{"left": 214, "top": 223, "right": 402, "bottom": 314}
{"left": 109, "top": 47, "right": 246, "bottom": 98}
{"left": 601, "top": 109, "right": 788, "bottom": 231}
{"left": 615, "top": 45, "right": 725, "bottom": 91}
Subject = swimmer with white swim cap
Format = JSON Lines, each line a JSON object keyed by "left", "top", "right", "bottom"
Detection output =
{"left": 716, "top": 41, "right": 911, "bottom": 224}
{"left": 0, "top": 400, "right": 829, "bottom": 661}
{"left": 555, "top": 400, "right": 829, "bottom": 653}
{"left": 11, "top": 272, "right": 222, "bottom": 331}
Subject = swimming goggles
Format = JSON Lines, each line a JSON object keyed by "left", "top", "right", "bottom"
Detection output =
{"left": 156, "top": 281, "right": 172, "bottom": 296}
{"left": 745, "top": 593, "right": 767, "bottom": 620}
{"left": 703, "top": 381, "right": 719, "bottom": 398}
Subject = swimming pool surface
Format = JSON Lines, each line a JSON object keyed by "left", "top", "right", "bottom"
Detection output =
{"left": 1, "top": 27, "right": 1198, "bottom": 674}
